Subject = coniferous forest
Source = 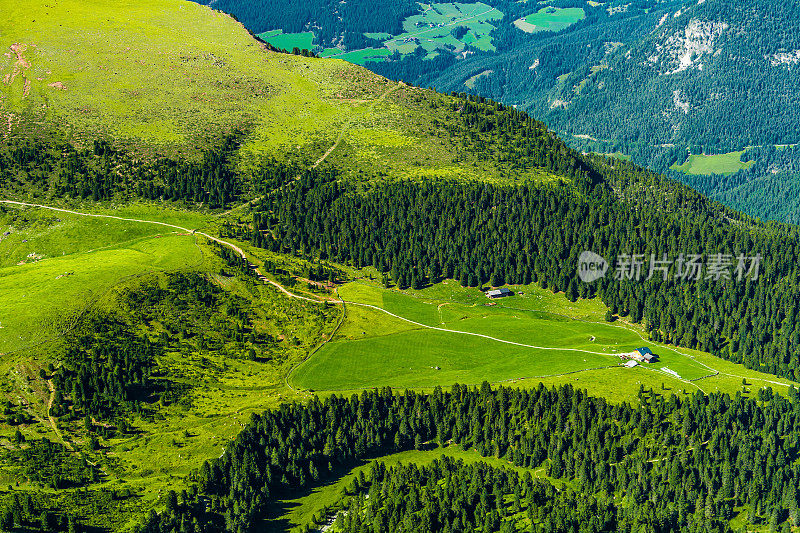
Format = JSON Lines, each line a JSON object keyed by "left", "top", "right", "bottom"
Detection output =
{"left": 0, "top": 134, "right": 247, "bottom": 208}
{"left": 239, "top": 99, "right": 800, "bottom": 382}
{"left": 137, "top": 383, "right": 800, "bottom": 532}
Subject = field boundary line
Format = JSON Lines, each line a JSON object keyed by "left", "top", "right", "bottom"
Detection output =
{"left": 285, "top": 289, "right": 348, "bottom": 395}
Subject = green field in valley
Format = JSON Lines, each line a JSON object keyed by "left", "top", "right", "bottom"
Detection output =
{"left": 465, "top": 69, "right": 493, "bottom": 89}
{"left": 670, "top": 151, "right": 756, "bottom": 175}
{"left": 327, "top": 48, "right": 393, "bottom": 66}
{"left": 517, "top": 7, "right": 585, "bottom": 33}
{"left": 363, "top": 32, "right": 393, "bottom": 41}
{"left": 389, "top": 2, "right": 503, "bottom": 53}
{"left": 602, "top": 151, "right": 632, "bottom": 161}
{"left": 291, "top": 280, "right": 795, "bottom": 401}
{"left": 256, "top": 30, "right": 315, "bottom": 51}
{"left": 319, "top": 2, "right": 504, "bottom": 67}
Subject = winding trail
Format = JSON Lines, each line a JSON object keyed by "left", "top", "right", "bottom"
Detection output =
{"left": 348, "top": 281, "right": 795, "bottom": 391}
{"left": 342, "top": 301, "right": 615, "bottom": 356}
{"left": 46, "top": 379, "right": 74, "bottom": 452}
{"left": 312, "top": 82, "right": 401, "bottom": 169}
{"left": 3, "top": 200, "right": 791, "bottom": 395}
{"left": 215, "top": 82, "right": 401, "bottom": 220}
{"left": 3, "top": 198, "right": 641, "bottom": 385}
{"left": 1, "top": 199, "right": 337, "bottom": 308}
{"left": 46, "top": 378, "right": 102, "bottom": 468}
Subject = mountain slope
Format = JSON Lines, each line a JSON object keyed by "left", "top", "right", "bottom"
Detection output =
{"left": 534, "top": 0, "right": 800, "bottom": 152}
{"left": 419, "top": 0, "right": 800, "bottom": 223}
{"left": 198, "top": 0, "right": 800, "bottom": 223}
{"left": 0, "top": 0, "right": 551, "bottom": 183}
{"left": 6, "top": 0, "right": 800, "bottom": 531}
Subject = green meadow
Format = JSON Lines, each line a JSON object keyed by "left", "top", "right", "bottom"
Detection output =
{"left": 521, "top": 7, "right": 585, "bottom": 33}
{"left": 599, "top": 151, "right": 632, "bottom": 161}
{"left": 363, "top": 32, "right": 393, "bottom": 41}
{"left": 670, "top": 151, "right": 756, "bottom": 175}
{"left": 291, "top": 281, "right": 796, "bottom": 401}
{"left": 327, "top": 48, "right": 392, "bottom": 66}
{"left": 465, "top": 69, "right": 493, "bottom": 89}
{"left": 0, "top": 207, "right": 160, "bottom": 268}
{"left": 0, "top": 232, "right": 201, "bottom": 356}
{"left": 256, "top": 30, "right": 315, "bottom": 51}
{"left": 0, "top": 202, "right": 221, "bottom": 358}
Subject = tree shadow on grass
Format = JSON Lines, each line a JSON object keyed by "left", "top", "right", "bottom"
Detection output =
{"left": 259, "top": 458, "right": 370, "bottom": 532}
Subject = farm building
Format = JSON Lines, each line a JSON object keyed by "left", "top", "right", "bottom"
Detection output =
{"left": 635, "top": 347, "right": 658, "bottom": 363}
{"left": 486, "top": 288, "right": 512, "bottom": 299}
{"left": 619, "top": 347, "right": 659, "bottom": 363}
{"left": 623, "top": 360, "right": 639, "bottom": 368}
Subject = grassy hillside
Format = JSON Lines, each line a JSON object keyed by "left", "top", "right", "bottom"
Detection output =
{"left": 0, "top": 203, "right": 343, "bottom": 530}
{"left": 0, "top": 0, "right": 557, "bottom": 185}
{"left": 0, "top": 0, "right": 349, "bottom": 158}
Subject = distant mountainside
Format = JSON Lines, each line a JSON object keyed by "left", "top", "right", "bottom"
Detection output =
{"left": 201, "top": 0, "right": 800, "bottom": 223}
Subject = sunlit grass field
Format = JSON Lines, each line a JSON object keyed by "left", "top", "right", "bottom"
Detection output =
{"left": 256, "top": 30, "right": 315, "bottom": 51}
{"left": 521, "top": 7, "right": 585, "bottom": 33}
{"left": 670, "top": 151, "right": 756, "bottom": 175}
{"left": 0, "top": 0, "right": 536, "bottom": 183}
{"left": 291, "top": 280, "right": 796, "bottom": 400}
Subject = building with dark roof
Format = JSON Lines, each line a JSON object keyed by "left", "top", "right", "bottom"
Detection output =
{"left": 486, "top": 288, "right": 512, "bottom": 298}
